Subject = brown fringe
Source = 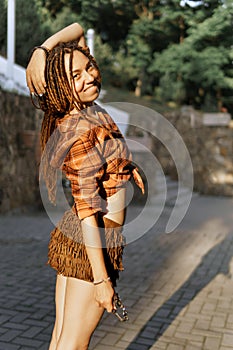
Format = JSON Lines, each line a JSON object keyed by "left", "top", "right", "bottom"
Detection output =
{"left": 47, "top": 213, "right": 125, "bottom": 286}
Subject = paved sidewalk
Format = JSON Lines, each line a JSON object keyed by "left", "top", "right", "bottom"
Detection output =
{"left": 1, "top": 194, "right": 233, "bottom": 350}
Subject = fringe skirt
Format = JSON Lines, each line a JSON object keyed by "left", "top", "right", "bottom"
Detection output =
{"left": 47, "top": 209, "right": 125, "bottom": 286}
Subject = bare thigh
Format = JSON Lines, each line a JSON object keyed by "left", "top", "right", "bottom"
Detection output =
{"left": 56, "top": 277, "right": 104, "bottom": 350}
{"left": 54, "top": 274, "right": 67, "bottom": 339}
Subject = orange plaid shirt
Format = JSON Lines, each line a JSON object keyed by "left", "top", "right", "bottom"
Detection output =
{"left": 51, "top": 106, "right": 144, "bottom": 220}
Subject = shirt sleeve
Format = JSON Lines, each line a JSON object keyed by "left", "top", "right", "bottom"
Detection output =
{"left": 63, "top": 132, "right": 104, "bottom": 220}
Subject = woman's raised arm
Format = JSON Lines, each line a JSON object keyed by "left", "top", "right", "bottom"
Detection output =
{"left": 42, "top": 23, "right": 85, "bottom": 50}
{"left": 26, "top": 23, "right": 86, "bottom": 95}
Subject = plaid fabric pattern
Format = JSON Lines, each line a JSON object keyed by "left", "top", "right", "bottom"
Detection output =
{"left": 53, "top": 107, "right": 144, "bottom": 220}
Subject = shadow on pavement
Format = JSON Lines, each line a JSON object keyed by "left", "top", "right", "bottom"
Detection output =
{"left": 125, "top": 232, "right": 233, "bottom": 350}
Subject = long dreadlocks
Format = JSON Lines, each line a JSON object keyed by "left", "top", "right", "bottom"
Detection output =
{"left": 33, "top": 40, "right": 101, "bottom": 153}
{"left": 30, "top": 41, "right": 101, "bottom": 204}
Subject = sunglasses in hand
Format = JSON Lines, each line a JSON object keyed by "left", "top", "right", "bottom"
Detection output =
{"left": 112, "top": 293, "right": 129, "bottom": 322}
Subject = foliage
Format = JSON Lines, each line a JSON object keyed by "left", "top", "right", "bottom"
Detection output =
{"left": 15, "top": 0, "right": 50, "bottom": 67}
{"left": 39, "top": 0, "right": 136, "bottom": 49}
{"left": 41, "top": 6, "right": 82, "bottom": 35}
{"left": 150, "top": 1, "right": 233, "bottom": 110}
{"left": 0, "top": 0, "right": 232, "bottom": 112}
{"left": 92, "top": 34, "right": 115, "bottom": 85}
{"left": 0, "top": 0, "right": 7, "bottom": 56}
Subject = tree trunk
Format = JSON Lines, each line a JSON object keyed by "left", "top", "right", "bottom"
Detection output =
{"left": 135, "top": 78, "right": 142, "bottom": 97}
{"left": 179, "top": 16, "right": 185, "bottom": 43}
{"left": 216, "top": 88, "right": 223, "bottom": 111}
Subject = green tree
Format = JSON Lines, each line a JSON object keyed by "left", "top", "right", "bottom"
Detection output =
{"left": 158, "top": 0, "right": 194, "bottom": 44}
{"left": 0, "top": 0, "right": 7, "bottom": 56}
{"left": 41, "top": 6, "right": 82, "bottom": 35}
{"left": 1, "top": 0, "right": 232, "bottom": 112}
{"left": 150, "top": 1, "right": 233, "bottom": 110}
{"left": 15, "top": 0, "right": 50, "bottom": 67}
{"left": 39, "top": 0, "right": 136, "bottom": 49}
{"left": 116, "top": 0, "right": 194, "bottom": 96}
{"left": 92, "top": 34, "right": 115, "bottom": 85}
{"left": 123, "top": 17, "right": 155, "bottom": 96}
{"left": 0, "top": 0, "right": 48, "bottom": 66}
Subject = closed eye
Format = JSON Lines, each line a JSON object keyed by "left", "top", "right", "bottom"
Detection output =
{"left": 72, "top": 68, "right": 81, "bottom": 79}
{"left": 73, "top": 72, "right": 80, "bottom": 79}
{"left": 86, "top": 61, "right": 96, "bottom": 72}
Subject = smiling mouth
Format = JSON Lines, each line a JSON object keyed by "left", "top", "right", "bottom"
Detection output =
{"left": 85, "top": 85, "right": 97, "bottom": 92}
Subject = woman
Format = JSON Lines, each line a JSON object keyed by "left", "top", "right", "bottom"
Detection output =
{"left": 26, "top": 23, "right": 144, "bottom": 350}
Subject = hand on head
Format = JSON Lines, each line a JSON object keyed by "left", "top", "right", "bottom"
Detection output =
{"left": 26, "top": 47, "right": 48, "bottom": 96}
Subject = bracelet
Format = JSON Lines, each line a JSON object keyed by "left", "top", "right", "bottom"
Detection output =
{"left": 33, "top": 46, "right": 50, "bottom": 56}
{"left": 93, "top": 277, "right": 111, "bottom": 285}
{"left": 28, "top": 45, "right": 50, "bottom": 62}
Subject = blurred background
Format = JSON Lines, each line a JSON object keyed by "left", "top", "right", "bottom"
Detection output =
{"left": 1, "top": 0, "right": 232, "bottom": 111}
{"left": 0, "top": 0, "right": 232, "bottom": 214}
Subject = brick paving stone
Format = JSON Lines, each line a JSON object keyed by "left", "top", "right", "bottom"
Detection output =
{"left": 161, "top": 325, "right": 176, "bottom": 338}
{"left": 2, "top": 323, "right": 30, "bottom": 331}
{"left": 0, "top": 330, "right": 22, "bottom": 342}
{"left": 14, "top": 307, "right": 38, "bottom": 314}
{"left": 0, "top": 315, "right": 14, "bottom": 324}
{"left": 10, "top": 313, "right": 31, "bottom": 324}
{"left": 0, "top": 328, "right": 8, "bottom": 335}
{"left": 184, "top": 345, "right": 200, "bottom": 350}
{"left": 135, "top": 337, "right": 157, "bottom": 346}
{"left": 23, "top": 320, "right": 49, "bottom": 328}
{"left": 204, "top": 336, "right": 222, "bottom": 350}
{"left": 30, "top": 310, "right": 51, "bottom": 320}
{"left": 175, "top": 321, "right": 195, "bottom": 333}
{"left": 35, "top": 333, "right": 51, "bottom": 342}
{"left": 122, "top": 330, "right": 140, "bottom": 342}
{"left": 100, "top": 332, "right": 122, "bottom": 346}
{"left": 167, "top": 344, "right": 185, "bottom": 350}
{"left": 1, "top": 195, "right": 233, "bottom": 349}
{"left": 192, "top": 329, "right": 222, "bottom": 338}
{"left": 185, "top": 302, "right": 203, "bottom": 314}
{"left": 201, "top": 302, "right": 217, "bottom": 312}
{"left": 222, "top": 333, "right": 233, "bottom": 347}
{"left": 195, "top": 319, "right": 210, "bottom": 330}
{"left": 89, "top": 336, "right": 101, "bottom": 349}
{"left": 175, "top": 331, "right": 205, "bottom": 343}
{"left": 21, "top": 326, "right": 44, "bottom": 338}
{"left": 151, "top": 340, "right": 168, "bottom": 349}
{"left": 211, "top": 315, "right": 227, "bottom": 328}
{"left": 97, "top": 345, "right": 124, "bottom": 350}
{"left": 0, "top": 309, "right": 18, "bottom": 317}
{"left": 183, "top": 312, "right": 212, "bottom": 322}
{"left": 0, "top": 341, "right": 20, "bottom": 350}
{"left": 116, "top": 340, "right": 134, "bottom": 349}
{"left": 187, "top": 341, "right": 204, "bottom": 349}
{"left": 140, "top": 330, "right": 158, "bottom": 340}
{"left": 12, "top": 336, "right": 43, "bottom": 348}
{"left": 126, "top": 344, "right": 150, "bottom": 350}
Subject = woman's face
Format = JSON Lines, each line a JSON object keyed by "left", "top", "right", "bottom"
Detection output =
{"left": 65, "top": 50, "right": 100, "bottom": 106}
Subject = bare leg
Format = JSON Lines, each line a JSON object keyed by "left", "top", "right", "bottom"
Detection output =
{"left": 49, "top": 275, "right": 67, "bottom": 350}
{"left": 56, "top": 277, "right": 104, "bottom": 350}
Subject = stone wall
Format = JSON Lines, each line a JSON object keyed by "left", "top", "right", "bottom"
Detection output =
{"left": 0, "top": 89, "right": 42, "bottom": 213}
{"left": 153, "top": 106, "right": 233, "bottom": 196}
{"left": 1, "top": 91, "right": 232, "bottom": 215}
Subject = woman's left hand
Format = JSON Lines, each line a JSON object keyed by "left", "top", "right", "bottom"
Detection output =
{"left": 26, "top": 49, "right": 47, "bottom": 95}
{"left": 94, "top": 281, "right": 115, "bottom": 313}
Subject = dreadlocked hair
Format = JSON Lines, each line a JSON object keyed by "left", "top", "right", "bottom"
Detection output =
{"left": 30, "top": 40, "right": 101, "bottom": 204}
{"left": 34, "top": 40, "right": 101, "bottom": 153}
